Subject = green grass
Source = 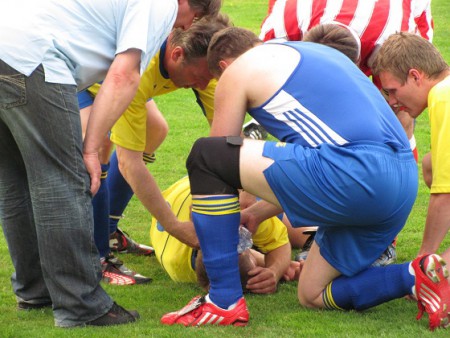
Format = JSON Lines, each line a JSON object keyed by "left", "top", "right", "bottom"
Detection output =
{"left": 1, "top": 0, "right": 449, "bottom": 337}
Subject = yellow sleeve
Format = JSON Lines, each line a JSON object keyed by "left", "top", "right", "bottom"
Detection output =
{"left": 429, "top": 77, "right": 450, "bottom": 194}
{"left": 251, "top": 216, "right": 289, "bottom": 253}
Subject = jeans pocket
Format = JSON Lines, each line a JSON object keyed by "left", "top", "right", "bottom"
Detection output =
{"left": 0, "top": 73, "right": 27, "bottom": 109}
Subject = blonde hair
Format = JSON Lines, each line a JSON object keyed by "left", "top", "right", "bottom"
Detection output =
{"left": 372, "top": 32, "right": 448, "bottom": 84}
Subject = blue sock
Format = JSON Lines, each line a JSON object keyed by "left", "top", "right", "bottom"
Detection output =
{"left": 323, "top": 262, "right": 414, "bottom": 310}
{"left": 107, "top": 150, "right": 133, "bottom": 234}
{"left": 192, "top": 195, "right": 242, "bottom": 309}
{"left": 92, "top": 163, "right": 110, "bottom": 258}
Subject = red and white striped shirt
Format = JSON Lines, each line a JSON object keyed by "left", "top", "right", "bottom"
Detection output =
{"left": 260, "top": 0, "right": 433, "bottom": 76}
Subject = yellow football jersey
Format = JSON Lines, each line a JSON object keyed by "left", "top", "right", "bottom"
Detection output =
{"left": 429, "top": 76, "right": 450, "bottom": 193}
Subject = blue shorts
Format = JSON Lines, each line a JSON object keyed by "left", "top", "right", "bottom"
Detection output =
{"left": 77, "top": 89, "right": 94, "bottom": 109}
{"left": 263, "top": 141, "right": 418, "bottom": 276}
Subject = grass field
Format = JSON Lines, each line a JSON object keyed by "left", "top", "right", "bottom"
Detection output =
{"left": 1, "top": 1, "right": 449, "bottom": 337}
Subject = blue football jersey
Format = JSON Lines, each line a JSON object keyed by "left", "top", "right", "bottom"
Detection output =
{"left": 248, "top": 42, "right": 410, "bottom": 151}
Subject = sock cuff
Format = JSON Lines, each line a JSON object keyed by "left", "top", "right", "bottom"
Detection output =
{"left": 323, "top": 282, "right": 346, "bottom": 310}
{"left": 100, "top": 163, "right": 110, "bottom": 179}
{"left": 192, "top": 196, "right": 240, "bottom": 215}
{"left": 143, "top": 152, "right": 156, "bottom": 164}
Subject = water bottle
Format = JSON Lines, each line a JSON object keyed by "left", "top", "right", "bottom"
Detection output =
{"left": 237, "top": 226, "right": 253, "bottom": 254}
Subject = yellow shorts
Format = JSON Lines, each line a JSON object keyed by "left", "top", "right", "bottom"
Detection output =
{"left": 87, "top": 83, "right": 147, "bottom": 151}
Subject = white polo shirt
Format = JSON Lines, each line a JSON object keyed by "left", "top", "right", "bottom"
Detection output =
{"left": 0, "top": 0, "right": 177, "bottom": 90}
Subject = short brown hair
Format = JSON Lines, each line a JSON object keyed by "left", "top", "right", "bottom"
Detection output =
{"left": 303, "top": 24, "right": 360, "bottom": 64}
{"left": 372, "top": 32, "right": 448, "bottom": 85}
{"left": 207, "top": 26, "right": 262, "bottom": 77}
{"left": 170, "top": 13, "right": 231, "bottom": 62}
{"left": 189, "top": 0, "right": 222, "bottom": 17}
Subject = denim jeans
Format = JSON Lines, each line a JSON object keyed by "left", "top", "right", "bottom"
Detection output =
{"left": 0, "top": 60, "right": 113, "bottom": 327}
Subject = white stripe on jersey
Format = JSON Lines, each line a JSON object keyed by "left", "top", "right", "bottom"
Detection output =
{"left": 298, "top": 0, "right": 313, "bottom": 33}
{"left": 351, "top": 0, "right": 376, "bottom": 37}
{"left": 320, "top": 0, "right": 344, "bottom": 24}
{"left": 413, "top": 0, "right": 433, "bottom": 41}
{"left": 379, "top": 0, "right": 404, "bottom": 45}
{"left": 261, "top": 0, "right": 433, "bottom": 44}
{"left": 260, "top": 0, "right": 289, "bottom": 39}
{"left": 264, "top": 90, "right": 348, "bottom": 147}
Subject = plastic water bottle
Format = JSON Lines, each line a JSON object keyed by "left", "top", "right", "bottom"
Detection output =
{"left": 237, "top": 226, "right": 253, "bottom": 254}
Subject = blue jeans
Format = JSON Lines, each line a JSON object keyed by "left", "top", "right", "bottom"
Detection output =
{"left": 0, "top": 60, "right": 113, "bottom": 327}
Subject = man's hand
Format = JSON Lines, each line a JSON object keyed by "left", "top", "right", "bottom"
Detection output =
{"left": 83, "top": 152, "right": 100, "bottom": 195}
{"left": 282, "top": 260, "right": 302, "bottom": 282}
{"left": 246, "top": 266, "right": 278, "bottom": 294}
{"left": 240, "top": 209, "right": 260, "bottom": 234}
{"left": 240, "top": 199, "right": 283, "bottom": 234}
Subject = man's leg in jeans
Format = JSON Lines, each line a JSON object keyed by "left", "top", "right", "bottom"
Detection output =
{"left": 0, "top": 120, "right": 51, "bottom": 307}
{"left": 0, "top": 62, "right": 113, "bottom": 327}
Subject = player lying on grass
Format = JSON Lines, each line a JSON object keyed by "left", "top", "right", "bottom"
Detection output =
{"left": 150, "top": 176, "right": 301, "bottom": 293}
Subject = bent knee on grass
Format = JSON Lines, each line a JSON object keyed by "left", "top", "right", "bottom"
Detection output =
{"left": 297, "top": 288, "right": 325, "bottom": 309}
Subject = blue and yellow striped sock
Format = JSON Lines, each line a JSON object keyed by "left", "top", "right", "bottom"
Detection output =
{"left": 108, "top": 151, "right": 155, "bottom": 233}
{"left": 323, "top": 263, "right": 414, "bottom": 311}
{"left": 192, "top": 195, "right": 242, "bottom": 309}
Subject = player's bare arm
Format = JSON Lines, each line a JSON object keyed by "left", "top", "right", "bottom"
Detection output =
{"left": 209, "top": 68, "right": 248, "bottom": 137}
{"left": 420, "top": 193, "right": 450, "bottom": 254}
{"left": 83, "top": 49, "right": 142, "bottom": 193}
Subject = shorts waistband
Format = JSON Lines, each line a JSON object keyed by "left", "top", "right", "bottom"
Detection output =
{"left": 341, "top": 141, "right": 412, "bottom": 156}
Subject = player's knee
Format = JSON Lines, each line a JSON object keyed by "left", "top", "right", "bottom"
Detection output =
{"left": 186, "top": 137, "right": 207, "bottom": 173}
{"left": 297, "top": 285, "right": 323, "bottom": 309}
{"left": 116, "top": 155, "right": 129, "bottom": 179}
{"left": 150, "top": 118, "right": 169, "bottom": 145}
{"left": 186, "top": 137, "right": 242, "bottom": 195}
{"left": 186, "top": 137, "right": 211, "bottom": 188}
